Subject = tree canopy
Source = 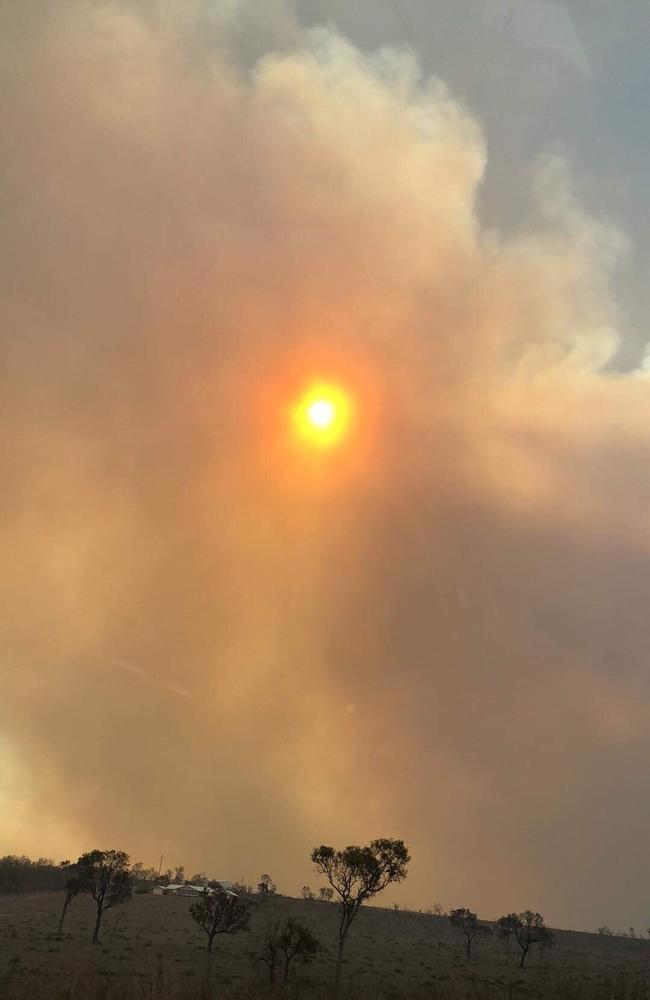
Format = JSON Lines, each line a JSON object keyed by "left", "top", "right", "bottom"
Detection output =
{"left": 189, "top": 887, "right": 251, "bottom": 953}
{"left": 496, "top": 910, "right": 553, "bottom": 968}
{"left": 312, "top": 838, "right": 410, "bottom": 992}
{"left": 448, "top": 907, "right": 492, "bottom": 958}
{"left": 75, "top": 850, "right": 132, "bottom": 943}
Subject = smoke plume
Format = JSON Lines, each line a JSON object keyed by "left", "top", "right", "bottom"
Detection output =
{"left": 2, "top": 0, "right": 649, "bottom": 929}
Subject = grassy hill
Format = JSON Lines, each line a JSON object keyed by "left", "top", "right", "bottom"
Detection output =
{"left": 1, "top": 890, "right": 650, "bottom": 999}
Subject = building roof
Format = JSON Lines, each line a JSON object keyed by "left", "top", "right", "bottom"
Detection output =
{"left": 154, "top": 880, "right": 237, "bottom": 895}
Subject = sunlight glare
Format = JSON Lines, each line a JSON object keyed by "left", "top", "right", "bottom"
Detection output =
{"left": 293, "top": 383, "right": 351, "bottom": 448}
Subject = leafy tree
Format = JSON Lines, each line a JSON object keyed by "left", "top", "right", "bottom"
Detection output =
{"left": 319, "top": 887, "right": 334, "bottom": 903}
{"left": 190, "top": 872, "right": 208, "bottom": 885}
{"left": 189, "top": 887, "right": 251, "bottom": 953}
{"left": 448, "top": 907, "right": 492, "bottom": 958}
{"left": 432, "top": 901, "right": 444, "bottom": 916}
{"left": 75, "top": 850, "right": 132, "bottom": 943}
{"left": 311, "top": 838, "right": 410, "bottom": 992}
{"left": 257, "top": 873, "right": 277, "bottom": 896}
{"left": 57, "top": 875, "right": 83, "bottom": 934}
{"left": 496, "top": 911, "right": 553, "bottom": 968}
{"left": 130, "top": 862, "right": 159, "bottom": 890}
{"left": 302, "top": 885, "right": 315, "bottom": 901}
{"left": 259, "top": 918, "right": 319, "bottom": 985}
{"left": 173, "top": 865, "right": 185, "bottom": 884}
{"left": 0, "top": 855, "right": 70, "bottom": 894}
{"left": 277, "top": 918, "right": 319, "bottom": 983}
{"left": 597, "top": 926, "right": 614, "bottom": 936}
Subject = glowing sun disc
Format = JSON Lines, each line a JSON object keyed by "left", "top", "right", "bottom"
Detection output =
{"left": 307, "top": 399, "right": 335, "bottom": 428}
{"left": 293, "top": 383, "right": 351, "bottom": 447}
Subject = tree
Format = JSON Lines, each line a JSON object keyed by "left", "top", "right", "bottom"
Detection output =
{"left": 432, "top": 901, "right": 444, "bottom": 917}
{"left": 319, "top": 887, "right": 334, "bottom": 903}
{"left": 173, "top": 865, "right": 185, "bottom": 884}
{"left": 259, "top": 918, "right": 319, "bottom": 985}
{"left": 0, "top": 855, "right": 70, "bottom": 894}
{"left": 277, "top": 918, "right": 320, "bottom": 983}
{"left": 75, "top": 850, "right": 131, "bottom": 944}
{"left": 301, "top": 885, "right": 315, "bottom": 901}
{"left": 130, "top": 862, "right": 159, "bottom": 890}
{"left": 257, "top": 873, "right": 277, "bottom": 896}
{"left": 189, "top": 887, "right": 251, "bottom": 953}
{"left": 496, "top": 911, "right": 553, "bottom": 968}
{"left": 448, "top": 907, "right": 492, "bottom": 958}
{"left": 597, "top": 926, "right": 614, "bottom": 936}
{"left": 57, "top": 875, "right": 83, "bottom": 934}
{"left": 311, "top": 838, "right": 410, "bottom": 992}
{"left": 259, "top": 920, "right": 283, "bottom": 986}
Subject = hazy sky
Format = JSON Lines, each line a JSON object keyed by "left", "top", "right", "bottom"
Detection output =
{"left": 3, "top": 0, "right": 650, "bottom": 932}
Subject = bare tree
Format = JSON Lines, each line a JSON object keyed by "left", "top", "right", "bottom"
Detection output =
{"left": 75, "top": 850, "right": 131, "bottom": 944}
{"left": 190, "top": 887, "right": 251, "bottom": 953}
{"left": 311, "top": 838, "right": 410, "bottom": 993}
{"left": 496, "top": 911, "right": 553, "bottom": 968}
{"left": 57, "top": 875, "right": 83, "bottom": 934}
{"left": 448, "top": 907, "right": 492, "bottom": 958}
{"left": 259, "top": 920, "right": 283, "bottom": 986}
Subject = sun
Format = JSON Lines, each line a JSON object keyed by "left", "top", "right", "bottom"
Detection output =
{"left": 307, "top": 399, "right": 335, "bottom": 428}
{"left": 292, "top": 382, "right": 351, "bottom": 448}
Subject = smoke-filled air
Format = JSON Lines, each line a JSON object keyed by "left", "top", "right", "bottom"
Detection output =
{"left": 3, "top": 0, "right": 650, "bottom": 933}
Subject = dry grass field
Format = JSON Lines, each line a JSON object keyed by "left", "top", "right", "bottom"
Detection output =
{"left": 1, "top": 891, "right": 650, "bottom": 999}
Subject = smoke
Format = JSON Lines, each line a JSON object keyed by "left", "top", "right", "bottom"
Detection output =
{"left": 2, "top": 0, "right": 649, "bottom": 928}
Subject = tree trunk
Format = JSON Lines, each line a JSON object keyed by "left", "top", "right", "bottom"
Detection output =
{"left": 92, "top": 903, "right": 103, "bottom": 944}
{"left": 58, "top": 897, "right": 70, "bottom": 935}
{"left": 519, "top": 946, "right": 528, "bottom": 969}
{"left": 466, "top": 935, "right": 471, "bottom": 959}
{"left": 334, "top": 937, "right": 346, "bottom": 995}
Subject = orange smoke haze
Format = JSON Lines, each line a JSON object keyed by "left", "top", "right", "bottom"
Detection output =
{"left": 2, "top": 0, "right": 650, "bottom": 931}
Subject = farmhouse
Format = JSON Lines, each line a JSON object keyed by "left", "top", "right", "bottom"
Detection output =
{"left": 152, "top": 880, "right": 237, "bottom": 897}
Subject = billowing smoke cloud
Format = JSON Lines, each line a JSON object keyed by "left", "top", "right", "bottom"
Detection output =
{"left": 2, "top": 0, "right": 650, "bottom": 929}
